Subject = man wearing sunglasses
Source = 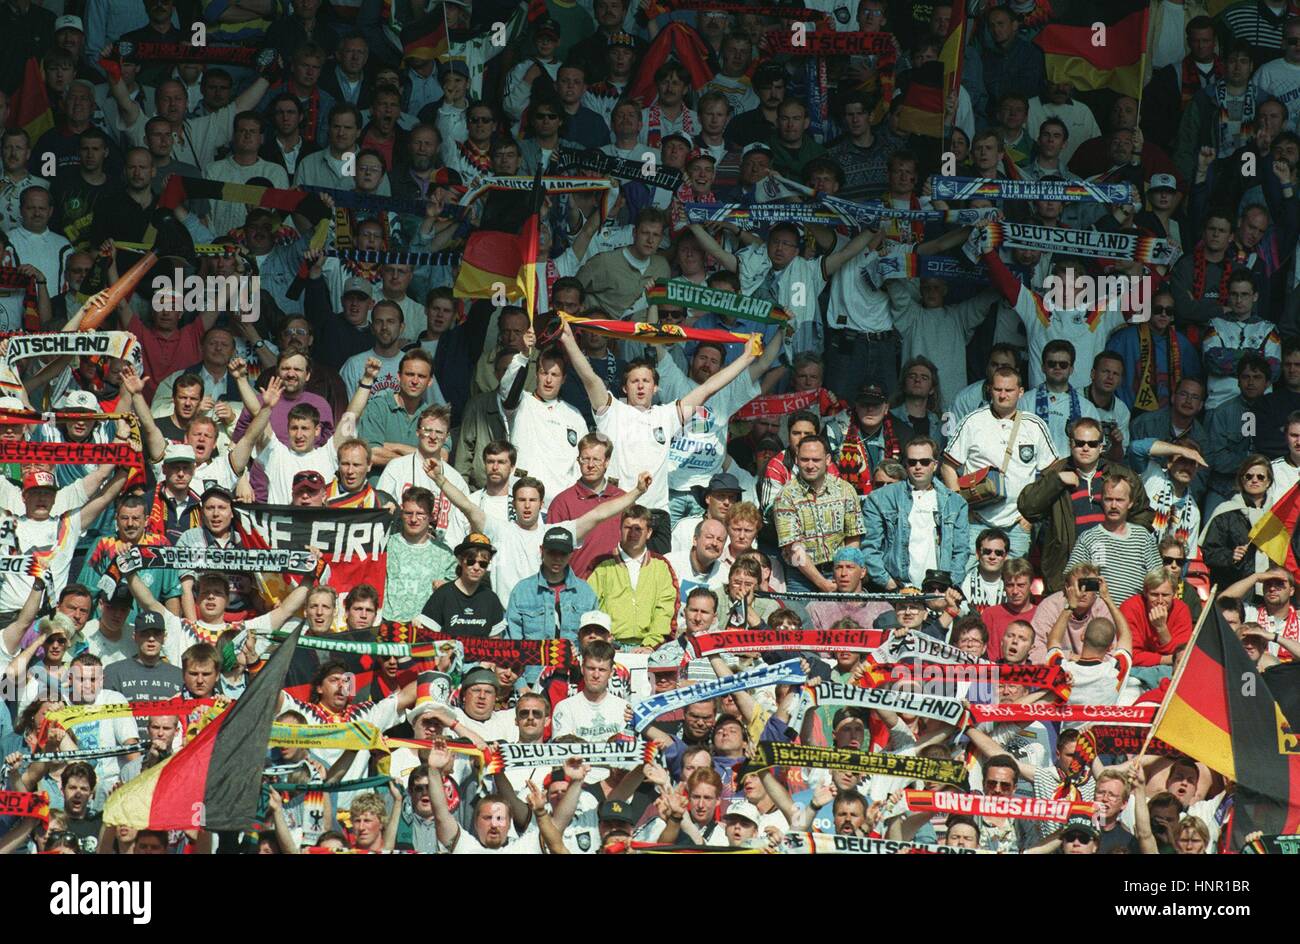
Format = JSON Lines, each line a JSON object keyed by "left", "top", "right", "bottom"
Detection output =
{"left": 1019, "top": 416, "right": 1151, "bottom": 592}
{"left": 861, "top": 436, "right": 969, "bottom": 592}
{"left": 1019, "top": 340, "right": 1102, "bottom": 458}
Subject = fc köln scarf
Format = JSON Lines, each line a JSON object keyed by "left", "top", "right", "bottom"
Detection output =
{"left": 904, "top": 789, "right": 1096, "bottom": 822}
{"left": 233, "top": 503, "right": 390, "bottom": 605}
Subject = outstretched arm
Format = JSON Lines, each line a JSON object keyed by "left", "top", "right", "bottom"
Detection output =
{"left": 424, "top": 744, "right": 462, "bottom": 849}
{"left": 687, "top": 223, "right": 739, "bottom": 272}
{"left": 0, "top": 583, "right": 42, "bottom": 662}
{"left": 120, "top": 366, "right": 167, "bottom": 463}
{"left": 231, "top": 372, "right": 283, "bottom": 474}
{"left": 823, "top": 227, "right": 876, "bottom": 277}
{"left": 334, "top": 358, "right": 381, "bottom": 447}
{"left": 555, "top": 322, "right": 611, "bottom": 412}
{"left": 678, "top": 336, "right": 759, "bottom": 418}
{"left": 426, "top": 455, "right": 487, "bottom": 534}
{"left": 571, "top": 471, "right": 651, "bottom": 541}
{"left": 79, "top": 464, "right": 129, "bottom": 528}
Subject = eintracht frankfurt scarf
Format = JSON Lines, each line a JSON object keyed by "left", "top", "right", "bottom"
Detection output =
{"left": 968, "top": 703, "right": 1158, "bottom": 725}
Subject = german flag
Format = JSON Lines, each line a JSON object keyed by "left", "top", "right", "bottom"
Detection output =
{"left": 7, "top": 58, "right": 54, "bottom": 145}
{"left": 1150, "top": 607, "right": 1300, "bottom": 848}
{"left": 454, "top": 164, "right": 543, "bottom": 310}
{"left": 103, "top": 626, "right": 302, "bottom": 830}
{"left": 1033, "top": 0, "right": 1149, "bottom": 100}
{"left": 1250, "top": 482, "right": 1300, "bottom": 575}
{"left": 939, "top": 0, "right": 967, "bottom": 134}
{"left": 895, "top": 60, "right": 944, "bottom": 138}
{"left": 401, "top": 13, "right": 450, "bottom": 64}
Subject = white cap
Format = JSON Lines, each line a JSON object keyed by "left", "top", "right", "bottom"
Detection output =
{"left": 162, "top": 443, "right": 197, "bottom": 465}
{"left": 56, "top": 389, "right": 99, "bottom": 411}
{"left": 1147, "top": 174, "right": 1177, "bottom": 193}
{"left": 579, "top": 610, "right": 612, "bottom": 633}
{"left": 54, "top": 14, "right": 84, "bottom": 32}
{"left": 723, "top": 800, "right": 761, "bottom": 825}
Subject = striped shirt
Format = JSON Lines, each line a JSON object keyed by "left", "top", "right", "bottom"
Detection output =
{"left": 1064, "top": 523, "right": 1161, "bottom": 602}
{"left": 1219, "top": 1, "right": 1287, "bottom": 64}
{"left": 1068, "top": 467, "right": 1106, "bottom": 534}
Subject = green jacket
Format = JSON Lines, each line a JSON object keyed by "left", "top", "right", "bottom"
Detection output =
{"left": 1017, "top": 459, "right": 1153, "bottom": 593}
{"left": 587, "top": 551, "right": 679, "bottom": 649}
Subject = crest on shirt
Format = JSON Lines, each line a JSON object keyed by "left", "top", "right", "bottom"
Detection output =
{"left": 654, "top": 426, "right": 666, "bottom": 444}
{"left": 576, "top": 832, "right": 592, "bottom": 851}
{"left": 1019, "top": 443, "right": 1035, "bottom": 463}
{"left": 568, "top": 429, "right": 578, "bottom": 447}
{"left": 835, "top": 5, "right": 851, "bottom": 22}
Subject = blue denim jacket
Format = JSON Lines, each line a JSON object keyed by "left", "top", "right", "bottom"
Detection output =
{"left": 860, "top": 481, "right": 970, "bottom": 587}
{"left": 504, "top": 569, "right": 599, "bottom": 641}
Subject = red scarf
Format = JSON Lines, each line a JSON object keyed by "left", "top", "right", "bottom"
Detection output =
{"left": 456, "top": 139, "right": 493, "bottom": 175}
{"left": 326, "top": 481, "right": 379, "bottom": 508}
{"left": 1181, "top": 55, "right": 1223, "bottom": 107}
{"left": 144, "top": 483, "right": 199, "bottom": 539}
{"left": 1191, "top": 242, "right": 1231, "bottom": 301}
{"left": 837, "top": 414, "right": 900, "bottom": 497}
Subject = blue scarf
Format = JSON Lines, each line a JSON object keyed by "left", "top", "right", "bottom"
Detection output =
{"left": 1036, "top": 385, "right": 1081, "bottom": 428}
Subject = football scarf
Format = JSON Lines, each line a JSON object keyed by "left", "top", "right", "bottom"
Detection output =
{"left": 973, "top": 221, "right": 1179, "bottom": 266}
{"left": 780, "top": 832, "right": 984, "bottom": 855}
{"left": 555, "top": 148, "right": 683, "bottom": 192}
{"left": 1134, "top": 322, "right": 1181, "bottom": 413}
{"left": 801, "top": 680, "right": 967, "bottom": 725}
{"left": 0, "top": 440, "right": 142, "bottom": 469}
{"left": 0, "top": 408, "right": 142, "bottom": 452}
{"left": 559, "top": 312, "right": 759, "bottom": 351}
{"left": 734, "top": 387, "right": 847, "bottom": 420}
{"left": 645, "top": 279, "right": 791, "bottom": 326}
{"left": 28, "top": 744, "right": 139, "bottom": 763}
{"left": 762, "top": 30, "right": 895, "bottom": 57}
{"left": 684, "top": 202, "right": 844, "bottom": 229}
{"left": 654, "top": 0, "right": 828, "bottom": 20}
{"left": 41, "top": 698, "right": 216, "bottom": 737}
{"left": 267, "top": 721, "right": 387, "bottom": 752}
{"left": 685, "top": 629, "right": 887, "bottom": 658}
{"left": 482, "top": 740, "right": 659, "bottom": 772}
{"left": 0, "top": 267, "right": 39, "bottom": 331}
{"left": 932, "top": 176, "right": 1138, "bottom": 204}
{"left": 412, "top": 631, "right": 575, "bottom": 672}
{"left": 459, "top": 175, "right": 613, "bottom": 205}
{"left": 837, "top": 414, "right": 899, "bottom": 495}
{"left": 1083, "top": 724, "right": 1178, "bottom": 756}
{"left": 1242, "top": 834, "right": 1300, "bottom": 854}
{"left": 867, "top": 252, "right": 988, "bottom": 288}
{"left": 739, "top": 740, "right": 968, "bottom": 787}
{"left": 157, "top": 174, "right": 332, "bottom": 250}
{"left": 298, "top": 184, "right": 429, "bottom": 217}
{"left": 0, "top": 790, "right": 49, "bottom": 824}
{"left": 904, "top": 789, "right": 1096, "bottom": 822}
{"left": 325, "top": 249, "right": 460, "bottom": 267}
{"left": 631, "top": 659, "right": 805, "bottom": 732}
{"left": 872, "top": 633, "right": 986, "bottom": 666}
{"left": 820, "top": 192, "right": 998, "bottom": 226}
{"left": 110, "top": 40, "right": 262, "bottom": 67}
{"left": 117, "top": 544, "right": 317, "bottom": 574}
{"left": 0, "top": 331, "right": 142, "bottom": 397}
{"left": 268, "top": 774, "right": 391, "bottom": 794}
{"left": 968, "top": 703, "right": 1158, "bottom": 725}
{"left": 755, "top": 589, "right": 944, "bottom": 603}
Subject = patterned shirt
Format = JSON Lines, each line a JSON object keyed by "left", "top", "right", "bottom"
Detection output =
{"left": 773, "top": 475, "right": 864, "bottom": 566}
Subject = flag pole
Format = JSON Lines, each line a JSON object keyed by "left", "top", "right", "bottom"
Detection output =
{"left": 1137, "top": 584, "right": 1218, "bottom": 763}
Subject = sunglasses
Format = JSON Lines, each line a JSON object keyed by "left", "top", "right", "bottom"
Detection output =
{"left": 980, "top": 548, "right": 1008, "bottom": 557}
{"left": 463, "top": 557, "right": 493, "bottom": 568}
{"left": 905, "top": 457, "right": 934, "bottom": 467}
{"left": 516, "top": 709, "right": 546, "bottom": 719}
{"left": 1072, "top": 439, "right": 1102, "bottom": 448}
{"left": 1162, "top": 556, "right": 1184, "bottom": 566}
{"left": 1243, "top": 472, "right": 1270, "bottom": 482}
{"left": 1045, "top": 360, "right": 1072, "bottom": 369}
{"left": 1151, "top": 304, "right": 1175, "bottom": 314}
{"left": 468, "top": 115, "right": 495, "bottom": 124}
{"left": 1062, "top": 831, "right": 1093, "bottom": 843}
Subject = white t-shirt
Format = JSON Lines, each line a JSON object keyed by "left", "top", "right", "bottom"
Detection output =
{"left": 80, "top": 619, "right": 136, "bottom": 668}
{"left": 452, "top": 705, "right": 517, "bottom": 742}
{"left": 257, "top": 436, "right": 340, "bottom": 505}
{"left": 500, "top": 354, "right": 585, "bottom": 510}
{"left": 1049, "top": 647, "right": 1132, "bottom": 706}
{"left": 449, "top": 824, "right": 546, "bottom": 854}
{"left": 484, "top": 518, "right": 578, "bottom": 607}
{"left": 907, "top": 487, "right": 940, "bottom": 587}
{"left": 656, "top": 357, "right": 759, "bottom": 493}
{"left": 593, "top": 398, "right": 683, "bottom": 511}
{"left": 0, "top": 511, "right": 85, "bottom": 612}
{"left": 376, "top": 453, "right": 471, "bottom": 545}
{"left": 551, "top": 692, "right": 630, "bottom": 741}
{"left": 944, "top": 407, "right": 1058, "bottom": 528}
{"left": 0, "top": 477, "right": 86, "bottom": 517}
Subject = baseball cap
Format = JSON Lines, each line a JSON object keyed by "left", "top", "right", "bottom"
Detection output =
{"left": 723, "top": 800, "right": 761, "bottom": 825}
{"left": 647, "top": 648, "right": 680, "bottom": 673}
{"left": 833, "top": 546, "right": 866, "bottom": 568}
{"left": 1147, "top": 174, "right": 1177, "bottom": 193}
{"left": 606, "top": 31, "right": 638, "bottom": 49}
{"left": 921, "top": 569, "right": 952, "bottom": 591}
{"left": 1063, "top": 813, "right": 1100, "bottom": 840}
{"left": 342, "top": 277, "right": 372, "bottom": 298}
{"left": 832, "top": 707, "right": 869, "bottom": 730}
{"left": 541, "top": 526, "right": 575, "bottom": 554}
{"left": 292, "top": 470, "right": 327, "bottom": 498}
{"left": 598, "top": 799, "right": 637, "bottom": 825}
{"left": 54, "top": 14, "right": 84, "bottom": 33}
{"left": 100, "top": 582, "right": 133, "bottom": 609}
{"left": 741, "top": 141, "right": 774, "bottom": 160}
{"left": 134, "top": 611, "right": 165, "bottom": 635}
{"left": 453, "top": 532, "right": 497, "bottom": 558}
{"left": 660, "top": 131, "right": 692, "bottom": 150}
{"left": 685, "top": 148, "right": 716, "bottom": 166}
{"left": 437, "top": 58, "right": 470, "bottom": 79}
{"left": 56, "top": 389, "right": 99, "bottom": 411}
{"left": 162, "top": 443, "right": 197, "bottom": 465}
{"left": 579, "top": 610, "right": 612, "bottom": 634}
{"left": 22, "top": 469, "right": 56, "bottom": 491}
{"left": 533, "top": 16, "right": 561, "bottom": 38}
{"left": 200, "top": 484, "right": 234, "bottom": 504}
{"left": 856, "top": 382, "right": 888, "bottom": 406}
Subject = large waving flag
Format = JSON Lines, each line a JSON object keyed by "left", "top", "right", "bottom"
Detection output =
{"left": 940, "top": 0, "right": 967, "bottom": 134}
{"left": 7, "top": 58, "right": 54, "bottom": 145}
{"left": 895, "top": 61, "right": 944, "bottom": 138}
{"left": 1248, "top": 481, "right": 1300, "bottom": 578}
{"left": 104, "top": 625, "right": 302, "bottom": 830}
{"left": 1033, "top": 0, "right": 1150, "bottom": 99}
{"left": 401, "top": 12, "right": 450, "bottom": 63}
{"left": 1149, "top": 606, "right": 1300, "bottom": 849}
{"left": 454, "top": 163, "right": 544, "bottom": 314}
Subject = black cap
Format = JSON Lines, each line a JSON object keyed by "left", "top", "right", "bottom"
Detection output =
{"left": 832, "top": 707, "right": 869, "bottom": 729}
{"left": 598, "top": 799, "right": 637, "bottom": 825}
{"left": 134, "top": 611, "right": 165, "bottom": 634}
{"left": 921, "top": 569, "right": 952, "bottom": 591}
{"left": 856, "top": 382, "right": 888, "bottom": 406}
{"left": 200, "top": 484, "right": 234, "bottom": 504}
{"left": 100, "top": 582, "right": 133, "bottom": 608}
{"left": 541, "top": 526, "right": 575, "bottom": 554}
{"left": 755, "top": 434, "right": 784, "bottom": 453}
{"left": 1063, "top": 813, "right": 1100, "bottom": 839}
{"left": 753, "top": 61, "right": 786, "bottom": 87}
{"left": 873, "top": 610, "right": 900, "bottom": 630}
{"left": 534, "top": 15, "right": 561, "bottom": 37}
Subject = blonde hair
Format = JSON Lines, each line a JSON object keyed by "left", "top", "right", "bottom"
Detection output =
{"left": 1176, "top": 815, "right": 1210, "bottom": 849}
{"left": 349, "top": 792, "right": 388, "bottom": 824}
{"left": 728, "top": 501, "right": 761, "bottom": 527}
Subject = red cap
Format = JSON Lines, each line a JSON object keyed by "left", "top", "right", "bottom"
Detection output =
{"left": 22, "top": 470, "right": 56, "bottom": 491}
